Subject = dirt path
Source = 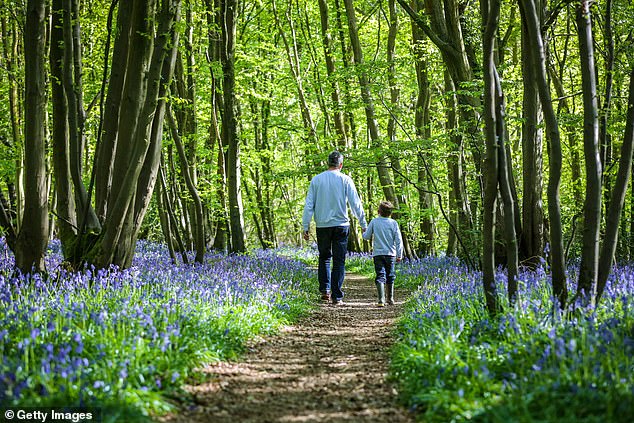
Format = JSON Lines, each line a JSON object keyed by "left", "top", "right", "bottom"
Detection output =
{"left": 163, "top": 273, "right": 415, "bottom": 422}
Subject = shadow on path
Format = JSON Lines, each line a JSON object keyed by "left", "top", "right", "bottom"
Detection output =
{"left": 162, "top": 273, "right": 415, "bottom": 423}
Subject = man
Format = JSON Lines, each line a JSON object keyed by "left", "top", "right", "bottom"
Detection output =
{"left": 302, "top": 151, "right": 367, "bottom": 305}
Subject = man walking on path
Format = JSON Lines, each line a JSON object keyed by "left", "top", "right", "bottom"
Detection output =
{"left": 302, "top": 151, "right": 367, "bottom": 305}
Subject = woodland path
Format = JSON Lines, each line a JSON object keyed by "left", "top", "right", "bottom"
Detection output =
{"left": 163, "top": 272, "right": 416, "bottom": 423}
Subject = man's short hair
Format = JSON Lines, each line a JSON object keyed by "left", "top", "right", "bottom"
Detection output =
{"left": 378, "top": 201, "right": 394, "bottom": 217}
{"left": 327, "top": 151, "right": 344, "bottom": 167}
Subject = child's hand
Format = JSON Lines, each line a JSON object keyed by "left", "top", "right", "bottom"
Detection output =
{"left": 396, "top": 257, "right": 402, "bottom": 262}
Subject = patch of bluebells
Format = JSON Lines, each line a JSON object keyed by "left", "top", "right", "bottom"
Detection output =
{"left": 0, "top": 238, "right": 314, "bottom": 412}
{"left": 373, "top": 253, "right": 634, "bottom": 422}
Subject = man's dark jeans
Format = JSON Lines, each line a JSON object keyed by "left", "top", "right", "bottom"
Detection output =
{"left": 373, "top": 255, "right": 396, "bottom": 285}
{"left": 316, "top": 226, "right": 349, "bottom": 301}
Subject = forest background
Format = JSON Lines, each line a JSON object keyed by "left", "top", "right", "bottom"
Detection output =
{"left": 0, "top": 0, "right": 633, "bottom": 313}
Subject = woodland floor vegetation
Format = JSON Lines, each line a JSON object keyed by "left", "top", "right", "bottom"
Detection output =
{"left": 0, "top": 240, "right": 315, "bottom": 421}
{"left": 347, "top": 254, "right": 634, "bottom": 422}
{"left": 3, "top": 243, "right": 633, "bottom": 422}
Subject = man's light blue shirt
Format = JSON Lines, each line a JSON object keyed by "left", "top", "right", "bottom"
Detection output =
{"left": 302, "top": 169, "right": 367, "bottom": 231}
{"left": 362, "top": 216, "right": 403, "bottom": 258}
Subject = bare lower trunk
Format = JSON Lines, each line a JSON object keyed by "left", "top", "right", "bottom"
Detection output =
{"left": 576, "top": 1, "right": 602, "bottom": 306}
{"left": 16, "top": 0, "right": 49, "bottom": 273}
{"left": 596, "top": 69, "right": 634, "bottom": 302}
{"left": 519, "top": 0, "right": 567, "bottom": 309}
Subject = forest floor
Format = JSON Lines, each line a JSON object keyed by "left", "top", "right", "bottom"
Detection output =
{"left": 161, "top": 272, "right": 416, "bottom": 423}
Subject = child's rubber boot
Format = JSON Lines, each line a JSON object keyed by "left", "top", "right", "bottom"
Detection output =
{"left": 376, "top": 282, "right": 386, "bottom": 307}
{"left": 387, "top": 282, "right": 395, "bottom": 305}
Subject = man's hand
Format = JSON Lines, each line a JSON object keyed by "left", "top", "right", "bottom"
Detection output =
{"left": 303, "top": 231, "right": 310, "bottom": 241}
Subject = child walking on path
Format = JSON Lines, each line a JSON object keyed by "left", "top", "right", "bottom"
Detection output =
{"left": 362, "top": 201, "right": 403, "bottom": 307}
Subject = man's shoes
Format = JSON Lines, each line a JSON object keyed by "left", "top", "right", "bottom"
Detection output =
{"left": 332, "top": 300, "right": 344, "bottom": 306}
{"left": 321, "top": 292, "right": 331, "bottom": 303}
{"left": 376, "top": 302, "right": 386, "bottom": 307}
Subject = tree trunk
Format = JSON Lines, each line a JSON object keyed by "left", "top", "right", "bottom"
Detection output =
{"left": 576, "top": 0, "right": 602, "bottom": 306}
{"left": 15, "top": 0, "right": 49, "bottom": 273}
{"left": 599, "top": 0, "right": 614, "bottom": 211}
{"left": 519, "top": 0, "right": 567, "bottom": 309}
{"left": 318, "top": 0, "right": 348, "bottom": 149}
{"left": 221, "top": 0, "right": 246, "bottom": 253}
{"left": 343, "top": 0, "right": 397, "bottom": 216}
{"left": 62, "top": 0, "right": 100, "bottom": 235}
{"left": 167, "top": 108, "right": 206, "bottom": 263}
{"left": 50, "top": 0, "right": 78, "bottom": 256}
{"left": 159, "top": 160, "right": 189, "bottom": 264}
{"left": 95, "top": 0, "right": 133, "bottom": 222}
{"left": 385, "top": 0, "right": 416, "bottom": 259}
{"left": 481, "top": 0, "right": 502, "bottom": 315}
{"left": 519, "top": 7, "right": 544, "bottom": 268}
{"left": 597, "top": 68, "right": 634, "bottom": 303}
{"left": 86, "top": 0, "right": 182, "bottom": 268}
{"left": 1, "top": 15, "right": 24, "bottom": 231}
{"left": 411, "top": 0, "right": 435, "bottom": 256}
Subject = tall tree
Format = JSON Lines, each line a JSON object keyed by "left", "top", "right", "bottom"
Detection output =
{"left": 397, "top": 0, "right": 478, "bottom": 259}
{"left": 519, "top": 0, "right": 567, "bottom": 309}
{"left": 596, "top": 67, "right": 634, "bottom": 303}
{"left": 83, "top": 0, "right": 182, "bottom": 268}
{"left": 317, "top": 0, "right": 348, "bottom": 149}
{"left": 50, "top": 0, "right": 77, "bottom": 256}
{"left": 411, "top": 0, "right": 435, "bottom": 256}
{"left": 167, "top": 108, "right": 206, "bottom": 263}
{"left": 15, "top": 0, "right": 49, "bottom": 272}
{"left": 576, "top": 0, "right": 602, "bottom": 305}
{"left": 519, "top": 1, "right": 544, "bottom": 268}
{"left": 481, "top": 0, "right": 518, "bottom": 311}
{"left": 343, "top": 0, "right": 418, "bottom": 258}
{"left": 221, "top": 0, "right": 246, "bottom": 253}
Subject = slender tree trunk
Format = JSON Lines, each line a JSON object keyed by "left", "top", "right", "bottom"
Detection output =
{"left": 95, "top": 0, "right": 132, "bottom": 222}
{"left": 600, "top": 0, "right": 614, "bottom": 210}
{"left": 272, "top": 0, "right": 318, "bottom": 150}
{"left": 16, "top": 0, "right": 49, "bottom": 273}
{"left": 481, "top": 0, "right": 502, "bottom": 315}
{"left": 576, "top": 0, "right": 602, "bottom": 305}
{"left": 204, "top": 0, "right": 229, "bottom": 252}
{"left": 159, "top": 161, "right": 189, "bottom": 264}
{"left": 1, "top": 15, "right": 24, "bottom": 232}
{"left": 167, "top": 109, "right": 206, "bottom": 263}
{"left": 221, "top": 0, "right": 246, "bottom": 253}
{"left": 318, "top": 0, "right": 348, "bottom": 149}
{"left": 519, "top": 0, "right": 567, "bottom": 309}
{"left": 156, "top": 172, "right": 176, "bottom": 263}
{"left": 385, "top": 0, "right": 415, "bottom": 259}
{"left": 343, "top": 0, "right": 397, "bottom": 211}
{"left": 597, "top": 68, "right": 634, "bottom": 303}
{"left": 411, "top": 0, "right": 435, "bottom": 256}
{"left": 519, "top": 7, "right": 544, "bottom": 268}
{"left": 50, "top": 0, "right": 77, "bottom": 256}
{"left": 62, "top": 0, "right": 100, "bottom": 234}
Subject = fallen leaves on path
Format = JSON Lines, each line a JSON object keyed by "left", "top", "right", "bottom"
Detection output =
{"left": 161, "top": 273, "right": 415, "bottom": 422}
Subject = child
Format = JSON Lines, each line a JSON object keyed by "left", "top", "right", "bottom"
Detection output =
{"left": 362, "top": 201, "right": 403, "bottom": 306}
